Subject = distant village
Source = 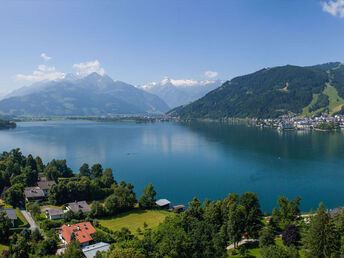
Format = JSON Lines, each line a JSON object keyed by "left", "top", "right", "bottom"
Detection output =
{"left": 256, "top": 115, "right": 344, "bottom": 131}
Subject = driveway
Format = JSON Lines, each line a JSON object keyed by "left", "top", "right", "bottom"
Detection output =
{"left": 20, "top": 209, "right": 40, "bottom": 232}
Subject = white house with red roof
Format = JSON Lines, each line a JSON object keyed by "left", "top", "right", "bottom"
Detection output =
{"left": 58, "top": 222, "right": 96, "bottom": 247}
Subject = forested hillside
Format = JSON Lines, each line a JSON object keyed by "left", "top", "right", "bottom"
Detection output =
{"left": 169, "top": 62, "right": 344, "bottom": 119}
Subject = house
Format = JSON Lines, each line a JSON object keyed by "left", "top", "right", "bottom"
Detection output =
{"left": 173, "top": 205, "right": 185, "bottom": 213}
{"left": 37, "top": 180, "right": 56, "bottom": 196}
{"left": 66, "top": 201, "right": 91, "bottom": 213}
{"left": 1, "top": 208, "right": 17, "bottom": 227}
{"left": 58, "top": 222, "right": 96, "bottom": 247}
{"left": 38, "top": 173, "right": 47, "bottom": 182}
{"left": 24, "top": 187, "right": 45, "bottom": 202}
{"left": 156, "top": 199, "right": 171, "bottom": 209}
{"left": 82, "top": 242, "right": 111, "bottom": 258}
{"left": 46, "top": 208, "right": 64, "bottom": 220}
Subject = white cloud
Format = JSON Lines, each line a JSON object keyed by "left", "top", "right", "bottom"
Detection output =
{"left": 204, "top": 70, "right": 218, "bottom": 78}
{"left": 40, "top": 53, "right": 52, "bottom": 61}
{"left": 16, "top": 65, "right": 65, "bottom": 82}
{"left": 72, "top": 60, "right": 105, "bottom": 77}
{"left": 140, "top": 76, "right": 221, "bottom": 89}
{"left": 322, "top": 0, "right": 344, "bottom": 17}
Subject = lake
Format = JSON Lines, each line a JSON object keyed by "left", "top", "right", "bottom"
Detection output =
{"left": 1, "top": 120, "right": 344, "bottom": 212}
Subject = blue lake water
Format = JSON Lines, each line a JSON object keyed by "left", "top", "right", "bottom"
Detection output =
{"left": 1, "top": 120, "right": 344, "bottom": 212}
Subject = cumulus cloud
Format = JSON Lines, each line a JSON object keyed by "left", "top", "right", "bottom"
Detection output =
{"left": 16, "top": 65, "right": 65, "bottom": 82}
{"left": 72, "top": 60, "right": 105, "bottom": 77}
{"left": 322, "top": 0, "right": 344, "bottom": 17}
{"left": 204, "top": 70, "right": 218, "bottom": 78}
{"left": 40, "top": 53, "right": 52, "bottom": 61}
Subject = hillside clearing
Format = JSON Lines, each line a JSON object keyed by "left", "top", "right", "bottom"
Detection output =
{"left": 323, "top": 82, "right": 344, "bottom": 115}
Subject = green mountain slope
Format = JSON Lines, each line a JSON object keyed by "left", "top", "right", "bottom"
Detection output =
{"left": 168, "top": 62, "right": 344, "bottom": 119}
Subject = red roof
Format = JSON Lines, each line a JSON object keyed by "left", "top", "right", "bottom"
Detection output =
{"left": 59, "top": 222, "right": 96, "bottom": 244}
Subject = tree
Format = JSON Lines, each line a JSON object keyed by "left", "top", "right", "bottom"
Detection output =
{"left": 0, "top": 211, "right": 11, "bottom": 242}
{"left": 108, "top": 247, "right": 145, "bottom": 258}
{"left": 282, "top": 224, "right": 300, "bottom": 246}
{"left": 45, "top": 165, "right": 59, "bottom": 181}
{"left": 259, "top": 227, "right": 275, "bottom": 248}
{"left": 227, "top": 204, "right": 245, "bottom": 248}
{"left": 239, "top": 192, "right": 263, "bottom": 238}
{"left": 35, "top": 156, "right": 44, "bottom": 172}
{"left": 25, "top": 154, "right": 37, "bottom": 171}
{"left": 101, "top": 168, "right": 115, "bottom": 187}
{"left": 152, "top": 216, "right": 190, "bottom": 257}
{"left": 104, "top": 194, "right": 119, "bottom": 215}
{"left": 26, "top": 201, "right": 41, "bottom": 219}
{"left": 271, "top": 196, "right": 301, "bottom": 231}
{"left": 90, "top": 201, "right": 106, "bottom": 218}
{"left": 79, "top": 163, "right": 91, "bottom": 177}
{"left": 139, "top": 183, "right": 156, "bottom": 209}
{"left": 63, "top": 240, "right": 84, "bottom": 258}
{"left": 4, "top": 183, "right": 24, "bottom": 207}
{"left": 9, "top": 234, "right": 30, "bottom": 258}
{"left": 22, "top": 167, "right": 38, "bottom": 187}
{"left": 303, "top": 203, "right": 340, "bottom": 257}
{"left": 260, "top": 245, "right": 299, "bottom": 258}
{"left": 91, "top": 163, "right": 103, "bottom": 179}
{"left": 35, "top": 237, "right": 58, "bottom": 256}
{"left": 31, "top": 228, "right": 43, "bottom": 242}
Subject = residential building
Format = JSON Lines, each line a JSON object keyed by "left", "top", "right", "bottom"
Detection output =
{"left": 24, "top": 187, "right": 45, "bottom": 202}
{"left": 58, "top": 222, "right": 96, "bottom": 247}
{"left": 37, "top": 180, "right": 56, "bottom": 196}
{"left": 66, "top": 201, "right": 91, "bottom": 213}
{"left": 1, "top": 208, "right": 17, "bottom": 227}
{"left": 46, "top": 208, "right": 64, "bottom": 220}
{"left": 82, "top": 242, "right": 110, "bottom": 258}
{"left": 156, "top": 199, "right": 171, "bottom": 209}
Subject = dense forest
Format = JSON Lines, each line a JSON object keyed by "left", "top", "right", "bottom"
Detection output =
{"left": 169, "top": 62, "right": 344, "bottom": 119}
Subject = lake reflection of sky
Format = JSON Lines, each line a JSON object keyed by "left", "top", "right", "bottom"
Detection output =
{"left": 1, "top": 121, "right": 344, "bottom": 212}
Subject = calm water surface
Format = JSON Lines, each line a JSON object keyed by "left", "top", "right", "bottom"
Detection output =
{"left": 1, "top": 121, "right": 344, "bottom": 212}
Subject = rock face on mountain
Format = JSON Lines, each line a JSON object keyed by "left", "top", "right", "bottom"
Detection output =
{"left": 168, "top": 63, "right": 344, "bottom": 119}
{"left": 0, "top": 73, "right": 170, "bottom": 117}
{"left": 138, "top": 77, "right": 222, "bottom": 108}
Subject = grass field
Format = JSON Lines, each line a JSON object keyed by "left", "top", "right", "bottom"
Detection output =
{"left": 0, "top": 243, "right": 9, "bottom": 252}
{"left": 301, "top": 82, "right": 344, "bottom": 117}
{"left": 323, "top": 82, "right": 344, "bottom": 115}
{"left": 15, "top": 208, "right": 28, "bottom": 227}
{"left": 98, "top": 209, "right": 172, "bottom": 234}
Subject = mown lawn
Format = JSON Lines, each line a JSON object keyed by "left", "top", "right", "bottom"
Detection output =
{"left": 98, "top": 209, "right": 172, "bottom": 234}
{"left": 0, "top": 243, "right": 9, "bottom": 252}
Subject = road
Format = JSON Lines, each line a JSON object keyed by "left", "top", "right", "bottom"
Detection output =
{"left": 20, "top": 209, "right": 40, "bottom": 232}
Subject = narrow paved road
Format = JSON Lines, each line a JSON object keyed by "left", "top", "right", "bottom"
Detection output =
{"left": 20, "top": 209, "right": 39, "bottom": 232}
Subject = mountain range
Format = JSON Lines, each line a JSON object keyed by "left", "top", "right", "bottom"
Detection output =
{"left": 137, "top": 77, "right": 223, "bottom": 108}
{"left": 0, "top": 73, "right": 170, "bottom": 117}
{"left": 169, "top": 62, "right": 344, "bottom": 119}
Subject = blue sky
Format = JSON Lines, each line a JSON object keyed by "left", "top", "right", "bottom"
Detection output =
{"left": 0, "top": 0, "right": 344, "bottom": 93}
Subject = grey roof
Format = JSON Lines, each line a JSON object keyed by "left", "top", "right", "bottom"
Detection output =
{"left": 173, "top": 205, "right": 185, "bottom": 210}
{"left": 156, "top": 199, "right": 171, "bottom": 207}
{"left": 24, "top": 187, "right": 45, "bottom": 199}
{"left": 82, "top": 242, "right": 110, "bottom": 258}
{"left": 48, "top": 208, "right": 64, "bottom": 216}
{"left": 1, "top": 208, "right": 17, "bottom": 220}
{"left": 37, "top": 180, "right": 56, "bottom": 190}
{"left": 67, "top": 201, "right": 91, "bottom": 213}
